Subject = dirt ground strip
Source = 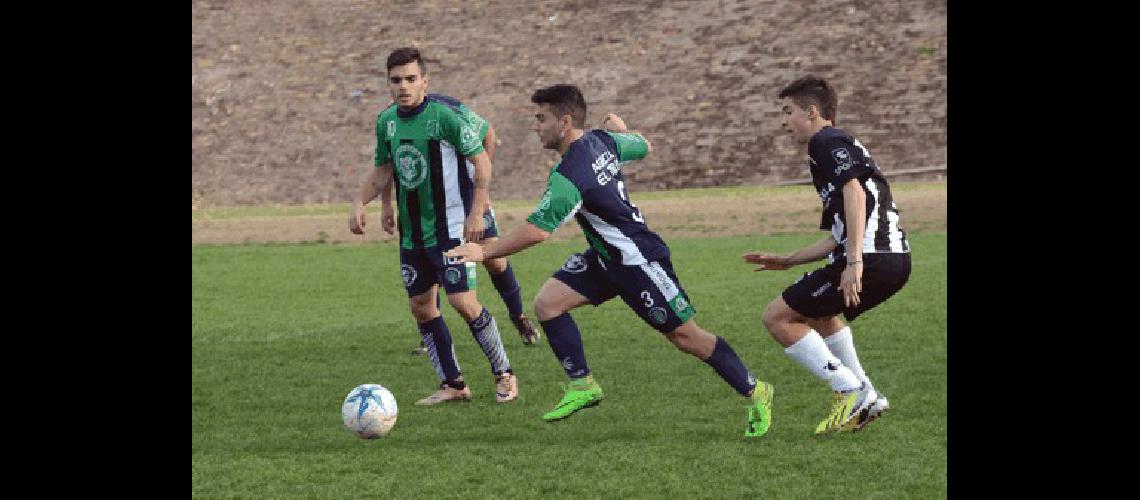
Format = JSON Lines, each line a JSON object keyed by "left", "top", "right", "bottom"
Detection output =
{"left": 192, "top": 183, "right": 945, "bottom": 245}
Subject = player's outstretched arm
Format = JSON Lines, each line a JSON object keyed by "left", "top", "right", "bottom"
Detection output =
{"left": 742, "top": 235, "right": 837, "bottom": 271}
{"left": 445, "top": 222, "right": 550, "bottom": 264}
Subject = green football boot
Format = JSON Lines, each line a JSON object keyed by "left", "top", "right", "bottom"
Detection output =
{"left": 542, "top": 376, "right": 604, "bottom": 422}
{"left": 744, "top": 381, "right": 774, "bottom": 438}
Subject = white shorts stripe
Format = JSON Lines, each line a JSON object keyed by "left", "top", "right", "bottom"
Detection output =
{"left": 641, "top": 261, "right": 679, "bottom": 301}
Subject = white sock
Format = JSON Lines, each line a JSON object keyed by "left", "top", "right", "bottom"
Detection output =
{"left": 785, "top": 330, "right": 861, "bottom": 392}
{"left": 822, "top": 326, "right": 874, "bottom": 392}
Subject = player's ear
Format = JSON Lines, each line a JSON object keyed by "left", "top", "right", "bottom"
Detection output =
{"left": 807, "top": 104, "right": 819, "bottom": 120}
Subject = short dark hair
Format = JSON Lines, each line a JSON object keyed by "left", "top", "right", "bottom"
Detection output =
{"left": 778, "top": 75, "right": 838, "bottom": 123}
{"left": 531, "top": 84, "right": 587, "bottom": 128}
{"left": 386, "top": 47, "right": 426, "bottom": 75}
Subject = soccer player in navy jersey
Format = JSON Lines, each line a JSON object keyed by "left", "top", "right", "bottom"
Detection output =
{"left": 446, "top": 85, "right": 774, "bottom": 437}
{"left": 743, "top": 76, "right": 911, "bottom": 434}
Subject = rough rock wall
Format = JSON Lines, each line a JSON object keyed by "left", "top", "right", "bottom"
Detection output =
{"left": 192, "top": 0, "right": 946, "bottom": 207}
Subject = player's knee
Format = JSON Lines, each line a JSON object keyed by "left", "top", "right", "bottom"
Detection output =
{"left": 665, "top": 331, "right": 698, "bottom": 356}
{"left": 761, "top": 301, "right": 787, "bottom": 332}
{"left": 446, "top": 293, "right": 482, "bottom": 321}
{"left": 532, "top": 293, "right": 562, "bottom": 322}
{"left": 409, "top": 298, "right": 437, "bottom": 323}
{"left": 484, "top": 257, "right": 508, "bottom": 275}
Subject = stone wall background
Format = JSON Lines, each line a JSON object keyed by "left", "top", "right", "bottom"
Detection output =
{"left": 192, "top": 0, "right": 946, "bottom": 207}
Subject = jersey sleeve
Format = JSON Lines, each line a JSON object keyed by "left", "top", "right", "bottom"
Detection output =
{"left": 526, "top": 171, "right": 583, "bottom": 233}
{"left": 439, "top": 107, "right": 485, "bottom": 157}
{"left": 457, "top": 104, "right": 490, "bottom": 141}
{"left": 373, "top": 117, "right": 391, "bottom": 167}
{"left": 606, "top": 131, "right": 649, "bottom": 162}
{"left": 808, "top": 135, "right": 869, "bottom": 187}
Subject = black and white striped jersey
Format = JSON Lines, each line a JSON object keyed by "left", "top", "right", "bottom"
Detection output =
{"left": 807, "top": 126, "right": 910, "bottom": 262}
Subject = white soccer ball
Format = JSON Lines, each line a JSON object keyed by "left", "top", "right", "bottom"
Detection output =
{"left": 342, "top": 384, "right": 398, "bottom": 439}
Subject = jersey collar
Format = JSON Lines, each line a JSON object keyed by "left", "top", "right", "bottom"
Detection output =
{"left": 396, "top": 99, "right": 429, "bottom": 118}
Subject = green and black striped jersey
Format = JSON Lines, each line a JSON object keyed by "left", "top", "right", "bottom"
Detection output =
{"left": 374, "top": 94, "right": 487, "bottom": 250}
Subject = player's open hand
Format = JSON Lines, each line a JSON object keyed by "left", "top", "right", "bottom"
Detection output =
{"left": 381, "top": 204, "right": 395, "bottom": 235}
{"left": 464, "top": 213, "right": 485, "bottom": 244}
{"left": 840, "top": 263, "right": 863, "bottom": 307}
{"left": 742, "top": 252, "right": 792, "bottom": 271}
{"left": 444, "top": 242, "right": 485, "bottom": 264}
{"left": 602, "top": 113, "right": 628, "bottom": 132}
{"left": 349, "top": 204, "right": 367, "bottom": 235}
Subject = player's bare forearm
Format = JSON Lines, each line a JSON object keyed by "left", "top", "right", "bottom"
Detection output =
{"left": 359, "top": 165, "right": 391, "bottom": 207}
{"left": 469, "top": 152, "right": 493, "bottom": 215}
{"left": 841, "top": 179, "right": 866, "bottom": 263}
{"left": 484, "top": 223, "right": 550, "bottom": 260}
{"left": 380, "top": 173, "right": 394, "bottom": 206}
{"left": 445, "top": 222, "right": 550, "bottom": 264}
{"left": 788, "top": 236, "right": 840, "bottom": 265}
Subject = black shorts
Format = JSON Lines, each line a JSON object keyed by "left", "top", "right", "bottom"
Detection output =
{"left": 552, "top": 249, "right": 696, "bottom": 334}
{"left": 782, "top": 252, "right": 911, "bottom": 321}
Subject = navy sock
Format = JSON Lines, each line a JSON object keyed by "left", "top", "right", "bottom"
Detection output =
{"left": 490, "top": 264, "right": 524, "bottom": 318}
{"left": 418, "top": 316, "right": 463, "bottom": 386}
{"left": 540, "top": 313, "right": 590, "bottom": 378}
{"left": 703, "top": 336, "right": 758, "bottom": 397}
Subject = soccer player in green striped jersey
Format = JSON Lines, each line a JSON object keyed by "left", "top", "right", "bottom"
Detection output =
{"left": 379, "top": 95, "right": 541, "bottom": 357}
{"left": 446, "top": 85, "right": 774, "bottom": 437}
{"left": 349, "top": 48, "right": 519, "bottom": 405}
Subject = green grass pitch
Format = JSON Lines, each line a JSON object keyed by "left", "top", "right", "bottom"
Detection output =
{"left": 193, "top": 232, "right": 946, "bottom": 498}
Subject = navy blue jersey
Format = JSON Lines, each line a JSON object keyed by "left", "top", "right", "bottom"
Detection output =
{"left": 808, "top": 126, "right": 909, "bottom": 259}
{"left": 527, "top": 130, "right": 668, "bottom": 265}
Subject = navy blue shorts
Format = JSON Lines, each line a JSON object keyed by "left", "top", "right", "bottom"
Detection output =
{"left": 552, "top": 249, "right": 696, "bottom": 333}
{"left": 399, "top": 242, "right": 477, "bottom": 297}
{"left": 782, "top": 252, "right": 911, "bottom": 321}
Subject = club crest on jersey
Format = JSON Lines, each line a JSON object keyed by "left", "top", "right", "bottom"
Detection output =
{"left": 561, "top": 253, "right": 588, "bottom": 274}
{"left": 831, "top": 147, "right": 852, "bottom": 175}
{"left": 401, "top": 264, "right": 417, "bottom": 287}
{"left": 649, "top": 307, "right": 668, "bottom": 325}
{"left": 395, "top": 144, "right": 428, "bottom": 188}
{"left": 459, "top": 124, "right": 479, "bottom": 152}
{"left": 445, "top": 267, "right": 462, "bottom": 285}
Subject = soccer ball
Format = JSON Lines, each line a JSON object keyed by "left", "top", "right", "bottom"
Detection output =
{"left": 342, "top": 384, "right": 398, "bottom": 439}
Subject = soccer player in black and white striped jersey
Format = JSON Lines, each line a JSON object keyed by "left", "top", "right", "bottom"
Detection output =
{"left": 743, "top": 76, "right": 911, "bottom": 435}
